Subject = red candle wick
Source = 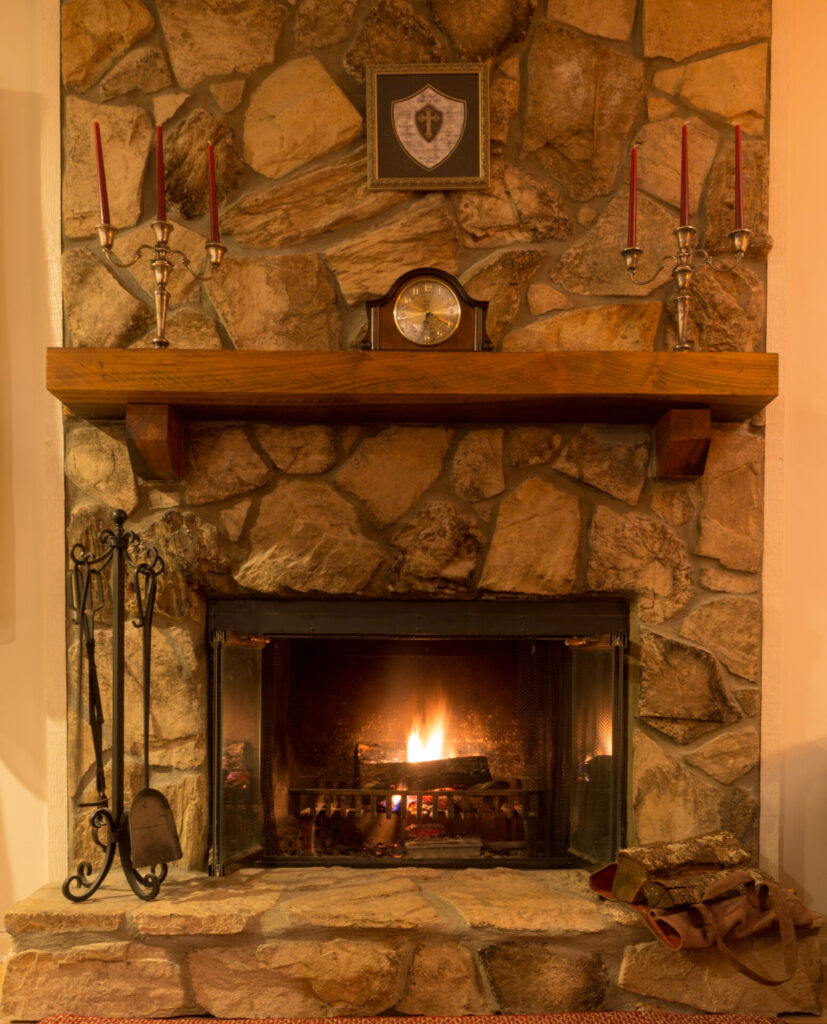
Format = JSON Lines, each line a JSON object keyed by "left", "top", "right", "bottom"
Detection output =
{"left": 208, "top": 142, "right": 220, "bottom": 244}
{"left": 93, "top": 121, "right": 110, "bottom": 226}
{"left": 627, "top": 146, "right": 637, "bottom": 248}
{"left": 734, "top": 124, "right": 744, "bottom": 230}
{"left": 156, "top": 124, "right": 167, "bottom": 223}
{"left": 680, "top": 123, "right": 689, "bottom": 226}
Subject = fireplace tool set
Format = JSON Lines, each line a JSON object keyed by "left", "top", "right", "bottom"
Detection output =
{"left": 62, "top": 510, "right": 181, "bottom": 903}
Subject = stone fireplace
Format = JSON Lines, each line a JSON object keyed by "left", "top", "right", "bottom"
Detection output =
{"left": 8, "top": 408, "right": 794, "bottom": 1019}
{"left": 5, "top": 0, "right": 820, "bottom": 1020}
{"left": 62, "top": 414, "right": 764, "bottom": 882}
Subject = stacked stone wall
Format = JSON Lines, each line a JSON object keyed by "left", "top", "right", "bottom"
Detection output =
{"left": 60, "top": 0, "right": 770, "bottom": 874}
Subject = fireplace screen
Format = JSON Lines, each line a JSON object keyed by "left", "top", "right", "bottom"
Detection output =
{"left": 208, "top": 600, "right": 627, "bottom": 872}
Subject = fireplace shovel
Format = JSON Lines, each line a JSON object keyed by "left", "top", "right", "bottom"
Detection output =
{"left": 128, "top": 598, "right": 182, "bottom": 870}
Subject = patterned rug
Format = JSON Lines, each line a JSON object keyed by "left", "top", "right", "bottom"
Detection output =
{"left": 38, "top": 1014, "right": 782, "bottom": 1023}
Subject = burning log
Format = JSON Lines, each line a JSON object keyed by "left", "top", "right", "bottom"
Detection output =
{"left": 356, "top": 742, "right": 405, "bottom": 764}
{"left": 358, "top": 754, "right": 492, "bottom": 790}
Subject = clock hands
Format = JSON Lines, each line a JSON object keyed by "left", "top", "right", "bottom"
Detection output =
{"left": 428, "top": 311, "right": 453, "bottom": 326}
{"left": 397, "top": 308, "right": 451, "bottom": 329}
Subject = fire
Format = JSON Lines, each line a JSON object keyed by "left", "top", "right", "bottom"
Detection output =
{"left": 407, "top": 720, "right": 446, "bottom": 762}
{"left": 407, "top": 703, "right": 457, "bottom": 763}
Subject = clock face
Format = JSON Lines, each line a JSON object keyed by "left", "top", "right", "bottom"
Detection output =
{"left": 392, "top": 277, "right": 462, "bottom": 346}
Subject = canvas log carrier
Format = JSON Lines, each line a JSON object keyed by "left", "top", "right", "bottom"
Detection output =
{"left": 590, "top": 830, "right": 822, "bottom": 985}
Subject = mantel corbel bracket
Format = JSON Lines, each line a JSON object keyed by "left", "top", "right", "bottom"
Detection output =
{"left": 654, "top": 407, "right": 712, "bottom": 479}
{"left": 120, "top": 400, "right": 712, "bottom": 483}
{"left": 125, "top": 403, "right": 184, "bottom": 480}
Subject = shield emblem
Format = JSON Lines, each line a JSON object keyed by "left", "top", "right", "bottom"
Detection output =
{"left": 392, "top": 85, "right": 467, "bottom": 170}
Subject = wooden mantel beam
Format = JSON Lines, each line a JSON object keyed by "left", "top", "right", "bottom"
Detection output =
{"left": 46, "top": 348, "right": 778, "bottom": 480}
{"left": 47, "top": 348, "right": 778, "bottom": 423}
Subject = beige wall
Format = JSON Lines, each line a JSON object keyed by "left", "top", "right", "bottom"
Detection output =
{"left": 0, "top": 0, "right": 825, "bottom": 954}
{"left": 0, "top": 0, "right": 65, "bottom": 956}
{"left": 764, "top": 0, "right": 827, "bottom": 914}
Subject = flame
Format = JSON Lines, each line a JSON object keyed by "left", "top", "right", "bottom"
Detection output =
{"left": 407, "top": 720, "right": 446, "bottom": 762}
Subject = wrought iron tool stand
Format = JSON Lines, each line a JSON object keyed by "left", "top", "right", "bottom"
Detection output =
{"left": 62, "top": 510, "right": 171, "bottom": 901}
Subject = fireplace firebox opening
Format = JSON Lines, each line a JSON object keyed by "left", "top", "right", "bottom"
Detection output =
{"left": 208, "top": 599, "right": 628, "bottom": 873}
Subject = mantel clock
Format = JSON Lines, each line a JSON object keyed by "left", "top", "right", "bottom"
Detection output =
{"left": 364, "top": 267, "right": 490, "bottom": 351}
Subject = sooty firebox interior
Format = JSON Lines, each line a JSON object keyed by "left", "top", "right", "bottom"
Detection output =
{"left": 208, "top": 599, "right": 628, "bottom": 872}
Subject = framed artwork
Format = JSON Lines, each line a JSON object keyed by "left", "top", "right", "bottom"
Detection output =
{"left": 366, "top": 64, "right": 489, "bottom": 190}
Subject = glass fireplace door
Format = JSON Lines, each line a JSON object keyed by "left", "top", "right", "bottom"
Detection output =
{"left": 208, "top": 599, "right": 627, "bottom": 874}
{"left": 210, "top": 635, "right": 266, "bottom": 870}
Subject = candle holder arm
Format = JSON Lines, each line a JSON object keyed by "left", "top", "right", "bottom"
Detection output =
{"left": 695, "top": 228, "right": 752, "bottom": 273}
{"left": 622, "top": 249, "right": 678, "bottom": 286}
{"left": 102, "top": 246, "right": 158, "bottom": 270}
{"left": 178, "top": 242, "right": 227, "bottom": 281}
{"left": 97, "top": 227, "right": 158, "bottom": 270}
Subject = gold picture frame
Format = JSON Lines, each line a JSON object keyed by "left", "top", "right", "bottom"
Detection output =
{"left": 366, "top": 64, "right": 489, "bottom": 191}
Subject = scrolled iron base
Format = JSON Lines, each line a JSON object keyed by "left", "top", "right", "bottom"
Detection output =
{"left": 62, "top": 807, "right": 171, "bottom": 902}
{"left": 62, "top": 808, "right": 117, "bottom": 902}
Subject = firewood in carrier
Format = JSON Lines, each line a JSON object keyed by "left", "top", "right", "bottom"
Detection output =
{"left": 610, "top": 829, "right": 751, "bottom": 903}
{"left": 358, "top": 755, "right": 492, "bottom": 790}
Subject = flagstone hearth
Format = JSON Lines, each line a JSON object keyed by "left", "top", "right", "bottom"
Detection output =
{"left": 2, "top": 868, "right": 822, "bottom": 1020}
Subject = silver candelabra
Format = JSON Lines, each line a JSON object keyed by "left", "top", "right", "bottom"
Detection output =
{"left": 97, "top": 220, "right": 225, "bottom": 349}
{"left": 622, "top": 226, "right": 751, "bottom": 352}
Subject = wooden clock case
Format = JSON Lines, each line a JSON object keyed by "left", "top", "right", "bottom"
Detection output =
{"left": 363, "top": 267, "right": 491, "bottom": 351}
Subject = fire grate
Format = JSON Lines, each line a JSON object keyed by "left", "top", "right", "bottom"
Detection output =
{"left": 288, "top": 783, "right": 544, "bottom": 859}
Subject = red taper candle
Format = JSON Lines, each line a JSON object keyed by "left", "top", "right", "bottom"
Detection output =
{"left": 627, "top": 146, "right": 638, "bottom": 248}
{"left": 680, "top": 123, "right": 689, "bottom": 225}
{"left": 155, "top": 124, "right": 167, "bottom": 222}
{"left": 207, "top": 142, "right": 220, "bottom": 244}
{"left": 93, "top": 121, "right": 110, "bottom": 225}
{"left": 734, "top": 124, "right": 744, "bottom": 230}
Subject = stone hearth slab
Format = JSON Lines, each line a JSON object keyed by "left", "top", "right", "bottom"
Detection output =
{"left": 2, "top": 868, "right": 821, "bottom": 1020}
